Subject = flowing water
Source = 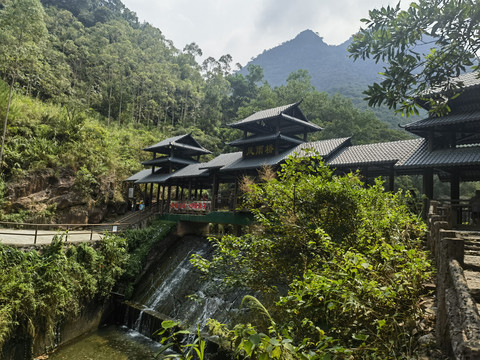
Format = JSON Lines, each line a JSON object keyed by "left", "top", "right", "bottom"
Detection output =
{"left": 47, "top": 325, "right": 161, "bottom": 360}
{"left": 48, "top": 235, "right": 243, "bottom": 358}
{"left": 128, "top": 236, "right": 244, "bottom": 336}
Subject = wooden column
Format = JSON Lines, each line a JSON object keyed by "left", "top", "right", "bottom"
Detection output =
{"left": 167, "top": 185, "right": 171, "bottom": 213}
{"left": 451, "top": 173, "right": 461, "bottom": 227}
{"left": 161, "top": 185, "right": 166, "bottom": 214}
{"left": 450, "top": 173, "right": 460, "bottom": 201}
{"left": 423, "top": 169, "right": 434, "bottom": 199}
{"left": 233, "top": 178, "right": 239, "bottom": 214}
{"left": 212, "top": 173, "right": 219, "bottom": 211}
{"left": 156, "top": 184, "right": 160, "bottom": 211}
{"left": 149, "top": 183, "right": 154, "bottom": 207}
{"left": 388, "top": 168, "right": 395, "bottom": 192}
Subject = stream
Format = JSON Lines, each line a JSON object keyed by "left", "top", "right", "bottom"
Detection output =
{"left": 47, "top": 325, "right": 161, "bottom": 360}
{"left": 47, "top": 235, "right": 242, "bottom": 359}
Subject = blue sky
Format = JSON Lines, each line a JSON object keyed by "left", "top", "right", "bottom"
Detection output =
{"left": 122, "top": 0, "right": 403, "bottom": 66}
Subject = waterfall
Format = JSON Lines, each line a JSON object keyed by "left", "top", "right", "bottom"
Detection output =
{"left": 124, "top": 236, "right": 244, "bottom": 339}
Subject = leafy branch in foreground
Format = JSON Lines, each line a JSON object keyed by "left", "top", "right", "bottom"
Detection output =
{"left": 192, "top": 154, "right": 432, "bottom": 358}
{"left": 348, "top": 0, "right": 480, "bottom": 116}
{"left": 155, "top": 320, "right": 205, "bottom": 360}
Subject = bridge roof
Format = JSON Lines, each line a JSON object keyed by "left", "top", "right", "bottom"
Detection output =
{"left": 168, "top": 163, "right": 210, "bottom": 179}
{"left": 199, "top": 152, "right": 243, "bottom": 170}
{"left": 134, "top": 170, "right": 172, "bottom": 184}
{"left": 220, "top": 137, "right": 351, "bottom": 172}
{"left": 329, "top": 138, "right": 424, "bottom": 168}
{"left": 396, "top": 141, "right": 480, "bottom": 168}
{"left": 125, "top": 169, "right": 155, "bottom": 182}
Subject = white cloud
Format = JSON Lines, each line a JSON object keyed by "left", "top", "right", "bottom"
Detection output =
{"left": 122, "top": 0, "right": 404, "bottom": 66}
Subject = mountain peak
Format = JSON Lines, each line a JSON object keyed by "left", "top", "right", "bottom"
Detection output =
{"left": 294, "top": 29, "right": 325, "bottom": 43}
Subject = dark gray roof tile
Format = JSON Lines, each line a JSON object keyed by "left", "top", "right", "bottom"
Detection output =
{"left": 329, "top": 139, "right": 424, "bottom": 167}
{"left": 397, "top": 141, "right": 480, "bottom": 168}
{"left": 199, "top": 152, "right": 243, "bottom": 170}
{"left": 405, "top": 111, "right": 480, "bottom": 130}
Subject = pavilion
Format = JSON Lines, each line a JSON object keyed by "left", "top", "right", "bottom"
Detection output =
{"left": 126, "top": 72, "right": 480, "bottom": 222}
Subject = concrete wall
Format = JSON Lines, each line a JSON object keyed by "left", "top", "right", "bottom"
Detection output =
{"left": 1, "top": 300, "right": 113, "bottom": 360}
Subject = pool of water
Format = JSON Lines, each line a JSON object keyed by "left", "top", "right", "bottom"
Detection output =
{"left": 46, "top": 325, "right": 162, "bottom": 360}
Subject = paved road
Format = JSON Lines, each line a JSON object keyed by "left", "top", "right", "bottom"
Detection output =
{"left": 0, "top": 228, "right": 105, "bottom": 246}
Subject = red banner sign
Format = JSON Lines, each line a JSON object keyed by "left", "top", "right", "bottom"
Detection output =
{"left": 170, "top": 201, "right": 211, "bottom": 211}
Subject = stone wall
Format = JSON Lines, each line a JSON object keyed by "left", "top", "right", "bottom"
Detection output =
{"left": 1, "top": 300, "right": 114, "bottom": 360}
{"left": 427, "top": 201, "right": 480, "bottom": 359}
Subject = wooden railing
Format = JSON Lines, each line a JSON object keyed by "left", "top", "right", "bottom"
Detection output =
{"left": 429, "top": 200, "right": 480, "bottom": 229}
{"left": 0, "top": 221, "right": 133, "bottom": 245}
{"left": 427, "top": 201, "right": 480, "bottom": 358}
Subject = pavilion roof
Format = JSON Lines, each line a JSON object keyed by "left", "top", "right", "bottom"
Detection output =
{"left": 168, "top": 163, "right": 210, "bottom": 180}
{"left": 405, "top": 111, "right": 480, "bottom": 132}
{"left": 396, "top": 141, "right": 480, "bottom": 169}
{"left": 329, "top": 139, "right": 424, "bottom": 168}
{"left": 227, "top": 133, "right": 304, "bottom": 147}
{"left": 228, "top": 102, "right": 322, "bottom": 135}
{"left": 141, "top": 156, "right": 197, "bottom": 167}
{"left": 124, "top": 169, "right": 155, "bottom": 182}
{"left": 143, "top": 134, "right": 211, "bottom": 156}
{"left": 134, "top": 170, "right": 173, "bottom": 184}
{"left": 199, "top": 152, "right": 243, "bottom": 170}
{"left": 220, "top": 137, "right": 351, "bottom": 172}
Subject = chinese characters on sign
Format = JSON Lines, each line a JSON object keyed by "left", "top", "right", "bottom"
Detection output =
{"left": 244, "top": 143, "right": 275, "bottom": 158}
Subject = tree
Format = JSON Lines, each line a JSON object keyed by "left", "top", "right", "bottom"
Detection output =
{"left": 191, "top": 156, "right": 431, "bottom": 358}
{"left": 0, "top": 0, "right": 48, "bottom": 169}
{"left": 348, "top": 0, "right": 480, "bottom": 116}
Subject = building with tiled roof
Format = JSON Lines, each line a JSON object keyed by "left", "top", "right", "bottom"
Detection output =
{"left": 125, "top": 73, "right": 480, "bottom": 217}
{"left": 227, "top": 102, "right": 323, "bottom": 156}
{"left": 401, "top": 71, "right": 480, "bottom": 200}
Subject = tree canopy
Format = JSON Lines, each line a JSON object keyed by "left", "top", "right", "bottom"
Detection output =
{"left": 348, "top": 0, "right": 480, "bottom": 116}
{"left": 192, "top": 156, "right": 431, "bottom": 358}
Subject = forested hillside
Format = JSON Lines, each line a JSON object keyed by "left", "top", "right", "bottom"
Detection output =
{"left": 0, "top": 0, "right": 411, "bottom": 222}
{"left": 241, "top": 29, "right": 425, "bottom": 127}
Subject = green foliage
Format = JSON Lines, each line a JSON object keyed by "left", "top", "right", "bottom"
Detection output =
{"left": 117, "top": 220, "right": 176, "bottom": 298}
{"left": 0, "top": 233, "right": 129, "bottom": 351}
{"left": 348, "top": 0, "right": 480, "bottom": 116}
{"left": 155, "top": 320, "right": 206, "bottom": 360}
{"left": 192, "top": 155, "right": 431, "bottom": 358}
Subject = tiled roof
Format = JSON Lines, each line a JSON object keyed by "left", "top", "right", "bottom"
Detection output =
{"left": 134, "top": 171, "right": 173, "bottom": 184}
{"left": 143, "top": 134, "right": 211, "bottom": 155}
{"left": 141, "top": 156, "right": 197, "bottom": 166}
{"left": 397, "top": 141, "right": 480, "bottom": 168}
{"left": 220, "top": 153, "right": 284, "bottom": 172}
{"left": 169, "top": 163, "right": 209, "bottom": 179}
{"left": 422, "top": 72, "right": 480, "bottom": 96}
{"left": 230, "top": 103, "right": 298, "bottom": 126}
{"left": 405, "top": 111, "right": 480, "bottom": 130}
{"left": 199, "top": 152, "right": 243, "bottom": 170}
{"left": 329, "top": 139, "right": 424, "bottom": 167}
{"left": 293, "top": 137, "right": 351, "bottom": 159}
{"left": 124, "top": 169, "right": 154, "bottom": 182}
{"left": 143, "top": 134, "right": 187, "bottom": 151}
{"left": 227, "top": 133, "right": 304, "bottom": 147}
{"left": 450, "top": 72, "right": 480, "bottom": 90}
{"left": 221, "top": 138, "right": 352, "bottom": 172}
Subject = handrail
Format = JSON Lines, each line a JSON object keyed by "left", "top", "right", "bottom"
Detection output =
{"left": 0, "top": 221, "right": 134, "bottom": 245}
